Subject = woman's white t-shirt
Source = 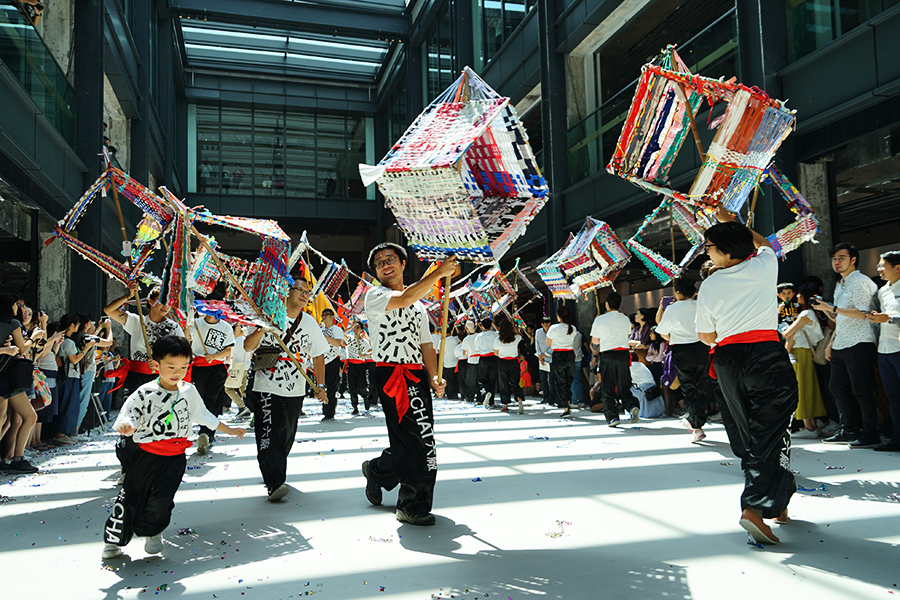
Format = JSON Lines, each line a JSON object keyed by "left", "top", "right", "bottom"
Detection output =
{"left": 547, "top": 324, "right": 577, "bottom": 351}
{"left": 791, "top": 309, "right": 824, "bottom": 350}
{"left": 493, "top": 334, "right": 521, "bottom": 359}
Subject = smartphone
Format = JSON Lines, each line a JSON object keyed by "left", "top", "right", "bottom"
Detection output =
{"left": 661, "top": 296, "right": 674, "bottom": 309}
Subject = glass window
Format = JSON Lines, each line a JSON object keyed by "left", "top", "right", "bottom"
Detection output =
{"left": 196, "top": 106, "right": 219, "bottom": 193}
{"left": 253, "top": 109, "right": 285, "bottom": 197}
{"left": 285, "top": 114, "right": 316, "bottom": 198}
{"left": 504, "top": 0, "right": 527, "bottom": 39}
{"left": 220, "top": 107, "right": 253, "bottom": 195}
{"left": 317, "top": 115, "right": 346, "bottom": 198}
{"left": 439, "top": 2, "right": 454, "bottom": 89}
{"left": 347, "top": 117, "right": 367, "bottom": 199}
{"left": 483, "top": 1, "right": 503, "bottom": 62}
{"left": 786, "top": 0, "right": 900, "bottom": 62}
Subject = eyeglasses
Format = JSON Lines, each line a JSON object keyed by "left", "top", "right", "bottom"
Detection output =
{"left": 704, "top": 243, "right": 716, "bottom": 251}
{"left": 374, "top": 255, "right": 399, "bottom": 270}
{"left": 831, "top": 256, "right": 848, "bottom": 263}
{"left": 290, "top": 286, "right": 312, "bottom": 295}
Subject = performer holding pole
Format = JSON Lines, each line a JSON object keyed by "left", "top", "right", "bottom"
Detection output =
{"left": 360, "top": 243, "right": 457, "bottom": 526}
{"left": 696, "top": 205, "right": 798, "bottom": 546}
{"left": 244, "top": 277, "right": 328, "bottom": 503}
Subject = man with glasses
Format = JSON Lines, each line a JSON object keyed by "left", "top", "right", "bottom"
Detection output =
{"left": 244, "top": 277, "right": 328, "bottom": 502}
{"left": 812, "top": 243, "right": 878, "bottom": 447}
{"left": 695, "top": 206, "right": 797, "bottom": 546}
{"left": 360, "top": 243, "right": 457, "bottom": 526}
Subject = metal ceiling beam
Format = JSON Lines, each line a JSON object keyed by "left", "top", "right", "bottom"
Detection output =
{"left": 168, "top": 0, "right": 407, "bottom": 41}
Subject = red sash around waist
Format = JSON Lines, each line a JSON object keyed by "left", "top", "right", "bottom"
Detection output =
{"left": 139, "top": 437, "right": 193, "bottom": 456}
{"left": 347, "top": 359, "right": 366, "bottom": 364}
{"left": 192, "top": 356, "right": 225, "bottom": 367}
{"left": 708, "top": 330, "right": 780, "bottom": 379}
{"left": 376, "top": 362, "right": 424, "bottom": 424}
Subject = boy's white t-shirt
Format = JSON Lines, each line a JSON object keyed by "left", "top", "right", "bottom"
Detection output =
{"left": 431, "top": 333, "right": 460, "bottom": 368}
{"left": 655, "top": 299, "right": 700, "bottom": 345}
{"left": 460, "top": 335, "right": 480, "bottom": 364}
{"left": 365, "top": 286, "right": 431, "bottom": 364}
{"left": 114, "top": 379, "right": 220, "bottom": 444}
{"left": 253, "top": 312, "right": 328, "bottom": 397}
{"left": 696, "top": 246, "right": 778, "bottom": 343}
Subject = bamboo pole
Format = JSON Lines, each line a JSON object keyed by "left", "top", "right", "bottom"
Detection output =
{"left": 109, "top": 181, "right": 153, "bottom": 364}
{"left": 186, "top": 222, "right": 321, "bottom": 397}
{"left": 748, "top": 185, "right": 760, "bottom": 228}
{"left": 436, "top": 273, "right": 451, "bottom": 389}
{"left": 669, "top": 206, "right": 676, "bottom": 261}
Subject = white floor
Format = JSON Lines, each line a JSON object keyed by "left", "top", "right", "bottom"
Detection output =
{"left": 2, "top": 396, "right": 899, "bottom": 600}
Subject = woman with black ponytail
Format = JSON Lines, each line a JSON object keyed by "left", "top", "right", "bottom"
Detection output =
{"left": 547, "top": 306, "right": 578, "bottom": 418}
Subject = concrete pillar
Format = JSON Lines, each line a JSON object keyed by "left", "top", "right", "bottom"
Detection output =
{"left": 39, "top": 231, "right": 70, "bottom": 318}
{"left": 798, "top": 161, "right": 837, "bottom": 298}
{"left": 39, "top": 0, "right": 74, "bottom": 74}
{"left": 72, "top": 0, "right": 105, "bottom": 316}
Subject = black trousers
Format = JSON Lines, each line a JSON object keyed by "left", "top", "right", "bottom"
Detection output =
{"left": 443, "top": 366, "right": 458, "bottom": 400}
{"left": 347, "top": 362, "right": 368, "bottom": 409}
{"left": 323, "top": 358, "right": 341, "bottom": 418}
{"left": 339, "top": 361, "right": 349, "bottom": 396}
{"left": 254, "top": 391, "right": 302, "bottom": 494}
{"left": 116, "top": 371, "right": 157, "bottom": 473}
{"left": 830, "top": 343, "right": 878, "bottom": 436}
{"left": 714, "top": 341, "right": 797, "bottom": 519}
{"left": 464, "top": 361, "right": 480, "bottom": 402}
{"left": 192, "top": 364, "right": 228, "bottom": 439}
{"left": 671, "top": 342, "right": 713, "bottom": 429}
{"left": 600, "top": 350, "right": 633, "bottom": 421}
{"left": 104, "top": 448, "right": 185, "bottom": 546}
{"left": 477, "top": 356, "right": 498, "bottom": 403}
{"left": 366, "top": 363, "right": 379, "bottom": 408}
{"left": 367, "top": 365, "right": 437, "bottom": 515}
{"left": 551, "top": 351, "right": 575, "bottom": 409}
{"left": 497, "top": 357, "right": 523, "bottom": 404}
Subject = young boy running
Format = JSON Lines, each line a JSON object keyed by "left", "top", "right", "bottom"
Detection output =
{"left": 102, "top": 336, "right": 245, "bottom": 559}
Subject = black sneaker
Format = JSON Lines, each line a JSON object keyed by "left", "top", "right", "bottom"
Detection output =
{"left": 874, "top": 439, "right": 900, "bottom": 452}
{"left": 321, "top": 415, "right": 335, "bottom": 422}
{"left": 8, "top": 458, "right": 38, "bottom": 473}
{"left": 361, "top": 460, "right": 382, "bottom": 505}
{"left": 396, "top": 509, "right": 436, "bottom": 526}
{"left": 822, "top": 429, "right": 858, "bottom": 444}
{"left": 849, "top": 434, "right": 881, "bottom": 449}
{"left": 351, "top": 409, "right": 360, "bottom": 416}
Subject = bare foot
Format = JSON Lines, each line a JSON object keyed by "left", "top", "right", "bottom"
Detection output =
{"left": 739, "top": 508, "right": 780, "bottom": 544}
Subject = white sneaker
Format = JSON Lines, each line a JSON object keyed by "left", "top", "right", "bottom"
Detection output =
{"left": 482, "top": 393, "right": 491, "bottom": 408}
{"left": 629, "top": 407, "right": 640, "bottom": 423}
{"left": 517, "top": 399, "right": 524, "bottom": 415}
{"left": 144, "top": 534, "right": 163, "bottom": 554}
{"left": 116, "top": 472, "right": 126, "bottom": 485}
{"left": 197, "top": 433, "right": 209, "bottom": 455}
{"left": 681, "top": 417, "right": 694, "bottom": 431}
{"left": 792, "top": 428, "right": 820, "bottom": 439}
{"left": 102, "top": 543, "right": 123, "bottom": 559}
{"left": 691, "top": 428, "right": 707, "bottom": 443}
{"left": 820, "top": 422, "right": 840, "bottom": 436}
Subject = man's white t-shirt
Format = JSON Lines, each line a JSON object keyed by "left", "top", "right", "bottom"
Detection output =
{"left": 460, "top": 335, "right": 479, "bottom": 364}
{"left": 590, "top": 312, "right": 632, "bottom": 352}
{"left": 321, "top": 324, "right": 344, "bottom": 363}
{"left": 190, "top": 318, "right": 235, "bottom": 364}
{"left": 123, "top": 312, "right": 185, "bottom": 363}
{"left": 655, "top": 299, "right": 700, "bottom": 345}
{"left": 253, "top": 312, "right": 328, "bottom": 397}
{"left": 493, "top": 334, "right": 522, "bottom": 359}
{"left": 547, "top": 323, "right": 578, "bottom": 351}
{"left": 630, "top": 361, "right": 656, "bottom": 388}
{"left": 475, "top": 330, "right": 499, "bottom": 356}
{"left": 431, "top": 333, "right": 460, "bottom": 368}
{"left": 695, "top": 246, "right": 778, "bottom": 343}
{"left": 364, "top": 286, "right": 431, "bottom": 364}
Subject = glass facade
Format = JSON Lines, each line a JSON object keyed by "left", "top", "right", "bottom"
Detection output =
{"left": 0, "top": 4, "right": 76, "bottom": 146}
{"left": 192, "top": 105, "right": 371, "bottom": 200}
{"left": 478, "top": 0, "right": 536, "bottom": 65}
{"left": 424, "top": 0, "right": 455, "bottom": 100}
{"left": 786, "top": 0, "right": 900, "bottom": 62}
{"left": 567, "top": 7, "right": 739, "bottom": 187}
